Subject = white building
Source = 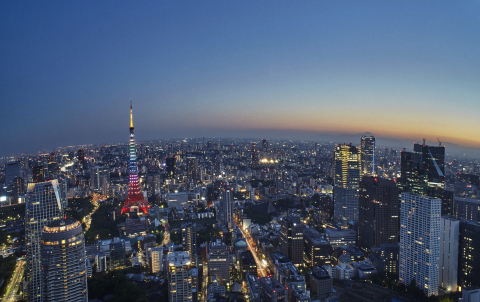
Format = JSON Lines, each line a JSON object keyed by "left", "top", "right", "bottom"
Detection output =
{"left": 167, "top": 251, "right": 193, "bottom": 302}
{"left": 399, "top": 193, "right": 441, "bottom": 297}
{"left": 440, "top": 216, "right": 459, "bottom": 292}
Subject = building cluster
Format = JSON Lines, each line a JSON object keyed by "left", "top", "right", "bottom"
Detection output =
{"left": 1, "top": 105, "right": 480, "bottom": 302}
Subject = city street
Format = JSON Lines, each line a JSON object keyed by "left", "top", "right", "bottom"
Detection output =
{"left": 237, "top": 223, "right": 267, "bottom": 277}
{"left": 3, "top": 259, "right": 25, "bottom": 302}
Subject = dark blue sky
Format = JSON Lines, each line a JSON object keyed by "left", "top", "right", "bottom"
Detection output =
{"left": 1, "top": 1, "right": 480, "bottom": 156}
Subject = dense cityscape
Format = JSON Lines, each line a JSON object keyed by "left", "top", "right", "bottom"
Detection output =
{"left": 2, "top": 1, "right": 480, "bottom": 302}
{"left": 0, "top": 103, "right": 479, "bottom": 302}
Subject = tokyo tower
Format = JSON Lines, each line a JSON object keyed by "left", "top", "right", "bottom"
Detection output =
{"left": 121, "top": 101, "right": 149, "bottom": 215}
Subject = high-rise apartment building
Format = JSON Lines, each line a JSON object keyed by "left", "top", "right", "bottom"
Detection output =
{"left": 358, "top": 177, "right": 399, "bottom": 252}
{"left": 334, "top": 144, "right": 361, "bottom": 223}
{"left": 458, "top": 219, "right": 480, "bottom": 288}
{"left": 182, "top": 223, "right": 197, "bottom": 265}
{"left": 26, "top": 180, "right": 65, "bottom": 302}
{"left": 40, "top": 219, "right": 88, "bottom": 302}
{"left": 399, "top": 193, "right": 441, "bottom": 297}
{"left": 280, "top": 214, "right": 303, "bottom": 265}
{"left": 222, "top": 185, "right": 234, "bottom": 229}
{"left": 439, "top": 216, "right": 459, "bottom": 292}
{"left": 168, "top": 251, "right": 193, "bottom": 302}
{"left": 360, "top": 135, "right": 375, "bottom": 176}
{"left": 208, "top": 240, "right": 229, "bottom": 285}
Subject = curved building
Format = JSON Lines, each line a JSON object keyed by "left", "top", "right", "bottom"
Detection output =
{"left": 41, "top": 219, "right": 88, "bottom": 302}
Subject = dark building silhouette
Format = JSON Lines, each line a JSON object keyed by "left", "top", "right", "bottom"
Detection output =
{"left": 32, "top": 166, "right": 44, "bottom": 183}
{"left": 360, "top": 135, "right": 375, "bottom": 176}
{"left": 358, "top": 177, "right": 399, "bottom": 253}
{"left": 280, "top": 214, "right": 303, "bottom": 265}
{"left": 458, "top": 219, "right": 480, "bottom": 288}
{"left": 166, "top": 157, "right": 177, "bottom": 180}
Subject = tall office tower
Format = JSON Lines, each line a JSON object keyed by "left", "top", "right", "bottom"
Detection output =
{"left": 121, "top": 102, "right": 148, "bottom": 215}
{"left": 333, "top": 144, "right": 361, "bottom": 223}
{"left": 413, "top": 142, "right": 445, "bottom": 185}
{"left": 399, "top": 193, "right": 441, "bottom": 297}
{"left": 182, "top": 223, "right": 197, "bottom": 265}
{"left": 258, "top": 276, "right": 287, "bottom": 302}
{"left": 399, "top": 150, "right": 428, "bottom": 195}
{"left": 222, "top": 185, "right": 234, "bottom": 229}
{"left": 167, "top": 251, "right": 193, "bottom": 302}
{"left": 25, "top": 180, "right": 65, "bottom": 302}
{"left": 458, "top": 219, "right": 480, "bottom": 288}
{"left": 360, "top": 135, "right": 375, "bottom": 176}
{"left": 314, "top": 143, "right": 319, "bottom": 152}
{"left": 166, "top": 157, "right": 177, "bottom": 179}
{"left": 439, "top": 216, "right": 459, "bottom": 292}
{"left": 262, "top": 139, "right": 268, "bottom": 152}
{"left": 77, "top": 149, "right": 88, "bottom": 171}
{"left": 280, "top": 214, "right": 304, "bottom": 265}
{"left": 208, "top": 240, "right": 229, "bottom": 285}
{"left": 357, "top": 177, "right": 399, "bottom": 253}
{"left": 186, "top": 157, "right": 198, "bottom": 181}
{"left": 456, "top": 173, "right": 480, "bottom": 187}
{"left": 5, "top": 161, "right": 21, "bottom": 185}
{"left": 40, "top": 220, "right": 87, "bottom": 302}
{"left": 32, "top": 166, "right": 44, "bottom": 183}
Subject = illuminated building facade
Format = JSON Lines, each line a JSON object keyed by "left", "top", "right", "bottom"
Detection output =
{"left": 358, "top": 177, "right": 399, "bottom": 253}
{"left": 413, "top": 143, "right": 445, "bottom": 185}
{"left": 166, "top": 157, "right": 177, "bottom": 180}
{"left": 25, "top": 180, "right": 65, "bottom": 302}
{"left": 40, "top": 219, "right": 87, "bottom": 301}
{"left": 182, "top": 223, "right": 197, "bottom": 265}
{"left": 280, "top": 214, "right": 303, "bottom": 265}
{"left": 399, "top": 193, "right": 441, "bottom": 297}
{"left": 186, "top": 157, "right": 197, "bottom": 181}
{"left": 360, "top": 135, "right": 375, "bottom": 176}
{"left": 168, "top": 251, "right": 193, "bottom": 302}
{"left": 334, "top": 144, "right": 361, "bottom": 223}
{"left": 121, "top": 103, "right": 148, "bottom": 215}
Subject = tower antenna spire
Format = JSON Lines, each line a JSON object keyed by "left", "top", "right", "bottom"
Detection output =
{"left": 130, "top": 99, "right": 133, "bottom": 128}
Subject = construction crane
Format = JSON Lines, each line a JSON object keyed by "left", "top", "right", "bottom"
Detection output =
{"left": 437, "top": 137, "right": 441, "bottom": 147}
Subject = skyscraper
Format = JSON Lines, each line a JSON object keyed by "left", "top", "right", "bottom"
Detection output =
{"left": 32, "top": 166, "right": 44, "bottom": 183}
{"left": 208, "top": 240, "right": 229, "bottom": 285}
{"left": 262, "top": 139, "right": 268, "bottom": 152}
{"left": 222, "top": 185, "right": 234, "bottom": 229}
{"left": 166, "top": 157, "right": 177, "bottom": 180}
{"left": 399, "top": 193, "right": 441, "bottom": 297}
{"left": 25, "top": 180, "right": 65, "bottom": 302}
{"left": 167, "top": 251, "right": 193, "bottom": 302}
{"left": 413, "top": 142, "right": 445, "bottom": 185}
{"left": 40, "top": 219, "right": 88, "bottom": 302}
{"left": 182, "top": 222, "right": 197, "bottom": 265}
{"left": 280, "top": 214, "right": 304, "bottom": 265}
{"left": 357, "top": 177, "right": 399, "bottom": 253}
{"left": 399, "top": 150, "right": 428, "bottom": 195}
{"left": 334, "top": 144, "right": 361, "bottom": 223}
{"left": 186, "top": 157, "right": 197, "bottom": 182}
{"left": 458, "top": 219, "right": 480, "bottom": 288}
{"left": 5, "top": 161, "right": 21, "bottom": 185}
{"left": 121, "top": 102, "right": 148, "bottom": 215}
{"left": 439, "top": 216, "right": 459, "bottom": 292}
{"left": 360, "top": 135, "right": 375, "bottom": 176}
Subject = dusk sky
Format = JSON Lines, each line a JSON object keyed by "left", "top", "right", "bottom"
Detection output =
{"left": 1, "top": 1, "right": 480, "bottom": 156}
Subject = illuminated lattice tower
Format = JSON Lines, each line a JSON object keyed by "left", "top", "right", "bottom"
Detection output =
{"left": 121, "top": 102, "right": 148, "bottom": 215}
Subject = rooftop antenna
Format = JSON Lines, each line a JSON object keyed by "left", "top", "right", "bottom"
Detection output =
{"left": 422, "top": 138, "right": 426, "bottom": 146}
{"left": 437, "top": 137, "right": 441, "bottom": 147}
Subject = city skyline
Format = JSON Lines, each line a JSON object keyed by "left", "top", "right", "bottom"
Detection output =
{"left": 1, "top": 1, "right": 480, "bottom": 156}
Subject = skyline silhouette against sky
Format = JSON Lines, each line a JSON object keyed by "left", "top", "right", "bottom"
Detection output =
{"left": 1, "top": 1, "right": 479, "bottom": 156}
